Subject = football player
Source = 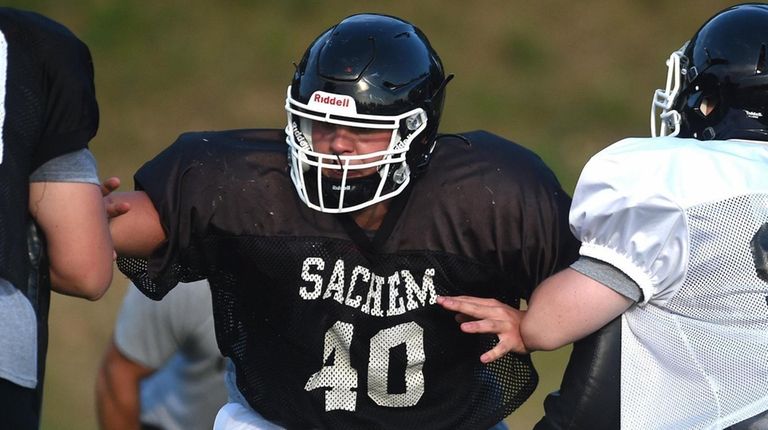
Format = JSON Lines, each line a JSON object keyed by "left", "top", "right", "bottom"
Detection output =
{"left": 107, "top": 13, "right": 616, "bottom": 429}
{"left": 439, "top": 3, "right": 768, "bottom": 429}
{"left": 0, "top": 7, "right": 114, "bottom": 429}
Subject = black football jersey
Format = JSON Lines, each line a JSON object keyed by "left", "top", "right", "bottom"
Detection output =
{"left": 0, "top": 8, "right": 98, "bottom": 290}
{"left": 119, "top": 129, "right": 579, "bottom": 430}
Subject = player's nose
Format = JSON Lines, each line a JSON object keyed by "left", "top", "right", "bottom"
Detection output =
{"left": 329, "top": 127, "right": 356, "bottom": 155}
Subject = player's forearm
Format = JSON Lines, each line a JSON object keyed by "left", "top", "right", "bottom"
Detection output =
{"left": 29, "top": 181, "right": 114, "bottom": 300}
{"left": 95, "top": 387, "right": 141, "bottom": 430}
{"left": 96, "top": 343, "right": 148, "bottom": 430}
{"left": 521, "top": 268, "right": 632, "bottom": 351}
{"left": 107, "top": 191, "right": 167, "bottom": 257}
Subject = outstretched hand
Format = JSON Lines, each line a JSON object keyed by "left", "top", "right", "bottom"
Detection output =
{"left": 101, "top": 176, "right": 131, "bottom": 218}
{"left": 436, "top": 295, "right": 528, "bottom": 363}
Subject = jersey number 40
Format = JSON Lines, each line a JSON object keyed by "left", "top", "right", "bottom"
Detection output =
{"left": 304, "top": 321, "right": 426, "bottom": 411}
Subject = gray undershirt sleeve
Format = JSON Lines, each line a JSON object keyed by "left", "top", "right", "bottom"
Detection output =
{"left": 29, "top": 148, "right": 99, "bottom": 184}
{"left": 570, "top": 256, "right": 643, "bottom": 303}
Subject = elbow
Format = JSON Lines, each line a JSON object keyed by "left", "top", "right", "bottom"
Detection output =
{"left": 80, "top": 277, "right": 112, "bottom": 301}
{"left": 76, "top": 269, "right": 113, "bottom": 301}
{"left": 520, "top": 317, "right": 563, "bottom": 352}
{"left": 51, "top": 262, "right": 114, "bottom": 301}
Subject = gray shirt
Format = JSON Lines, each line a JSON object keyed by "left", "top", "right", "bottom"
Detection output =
{"left": 570, "top": 256, "right": 643, "bottom": 303}
{"left": 115, "top": 280, "right": 227, "bottom": 430}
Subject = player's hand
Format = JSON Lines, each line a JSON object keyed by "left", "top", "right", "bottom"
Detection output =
{"left": 436, "top": 295, "right": 528, "bottom": 362}
{"left": 101, "top": 176, "right": 131, "bottom": 218}
{"left": 100, "top": 176, "right": 121, "bottom": 196}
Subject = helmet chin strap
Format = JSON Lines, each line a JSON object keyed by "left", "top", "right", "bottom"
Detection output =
{"left": 321, "top": 174, "right": 383, "bottom": 209}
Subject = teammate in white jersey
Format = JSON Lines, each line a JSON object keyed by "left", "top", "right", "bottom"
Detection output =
{"left": 439, "top": 3, "right": 768, "bottom": 429}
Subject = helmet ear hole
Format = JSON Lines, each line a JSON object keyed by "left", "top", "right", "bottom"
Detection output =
{"left": 700, "top": 96, "right": 718, "bottom": 116}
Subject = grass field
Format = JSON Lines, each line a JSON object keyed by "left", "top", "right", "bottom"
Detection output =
{"left": 3, "top": 1, "right": 740, "bottom": 429}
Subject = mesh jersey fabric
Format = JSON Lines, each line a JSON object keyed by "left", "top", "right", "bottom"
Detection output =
{"left": 118, "top": 128, "right": 580, "bottom": 430}
{"left": 0, "top": 7, "right": 99, "bottom": 292}
{"left": 570, "top": 136, "right": 768, "bottom": 429}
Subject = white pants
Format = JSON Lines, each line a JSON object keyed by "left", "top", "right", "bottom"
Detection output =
{"left": 213, "top": 401, "right": 510, "bottom": 430}
{"left": 213, "top": 403, "right": 286, "bottom": 430}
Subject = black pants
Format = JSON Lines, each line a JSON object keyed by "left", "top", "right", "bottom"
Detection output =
{"left": 534, "top": 316, "right": 621, "bottom": 430}
{"left": 728, "top": 410, "right": 768, "bottom": 430}
{"left": 0, "top": 378, "right": 39, "bottom": 430}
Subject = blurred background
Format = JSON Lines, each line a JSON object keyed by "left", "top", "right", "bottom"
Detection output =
{"left": 7, "top": 1, "right": 738, "bottom": 429}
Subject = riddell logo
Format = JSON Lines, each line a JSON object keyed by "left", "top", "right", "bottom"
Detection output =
{"left": 307, "top": 91, "right": 356, "bottom": 114}
{"left": 313, "top": 93, "right": 350, "bottom": 107}
{"left": 745, "top": 110, "right": 764, "bottom": 119}
{"left": 291, "top": 122, "right": 310, "bottom": 149}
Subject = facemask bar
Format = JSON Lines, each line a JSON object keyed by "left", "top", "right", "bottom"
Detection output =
{"left": 651, "top": 43, "right": 688, "bottom": 137}
{"left": 284, "top": 86, "right": 428, "bottom": 213}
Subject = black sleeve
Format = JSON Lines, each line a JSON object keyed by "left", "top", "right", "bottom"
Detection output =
{"left": 16, "top": 9, "right": 99, "bottom": 169}
{"left": 117, "top": 133, "right": 216, "bottom": 299}
{"left": 438, "top": 131, "right": 581, "bottom": 300}
{"left": 519, "top": 168, "right": 581, "bottom": 295}
{"left": 480, "top": 130, "right": 581, "bottom": 298}
{"left": 116, "top": 129, "right": 286, "bottom": 300}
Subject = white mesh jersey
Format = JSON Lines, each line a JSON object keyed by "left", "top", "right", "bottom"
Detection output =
{"left": 570, "top": 136, "right": 768, "bottom": 430}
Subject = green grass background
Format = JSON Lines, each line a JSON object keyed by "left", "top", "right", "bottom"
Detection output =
{"left": 4, "top": 1, "right": 739, "bottom": 429}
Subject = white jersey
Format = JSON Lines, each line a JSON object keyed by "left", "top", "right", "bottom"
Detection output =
{"left": 571, "top": 136, "right": 768, "bottom": 430}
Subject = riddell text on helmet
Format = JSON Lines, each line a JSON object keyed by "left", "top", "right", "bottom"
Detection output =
{"left": 313, "top": 93, "right": 351, "bottom": 107}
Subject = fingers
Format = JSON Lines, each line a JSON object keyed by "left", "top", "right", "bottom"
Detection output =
{"left": 458, "top": 316, "right": 514, "bottom": 335}
{"left": 100, "top": 176, "right": 121, "bottom": 197}
{"left": 437, "top": 295, "right": 529, "bottom": 362}
{"left": 437, "top": 295, "right": 504, "bottom": 308}
{"left": 471, "top": 318, "right": 530, "bottom": 362}
{"left": 480, "top": 338, "right": 527, "bottom": 363}
{"left": 104, "top": 196, "right": 131, "bottom": 218}
{"left": 101, "top": 180, "right": 132, "bottom": 220}
{"left": 437, "top": 295, "right": 507, "bottom": 320}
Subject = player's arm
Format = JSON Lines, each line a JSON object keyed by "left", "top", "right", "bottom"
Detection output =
{"left": 29, "top": 181, "right": 113, "bottom": 300}
{"left": 95, "top": 339, "right": 154, "bottom": 430}
{"left": 520, "top": 268, "right": 632, "bottom": 351}
{"left": 437, "top": 268, "right": 632, "bottom": 360}
{"left": 106, "top": 190, "right": 167, "bottom": 258}
{"left": 520, "top": 140, "right": 677, "bottom": 351}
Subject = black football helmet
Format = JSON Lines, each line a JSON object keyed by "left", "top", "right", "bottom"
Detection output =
{"left": 651, "top": 3, "right": 768, "bottom": 140}
{"left": 285, "top": 13, "right": 450, "bottom": 213}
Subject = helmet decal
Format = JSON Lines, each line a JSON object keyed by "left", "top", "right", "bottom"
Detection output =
{"left": 307, "top": 91, "right": 357, "bottom": 115}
